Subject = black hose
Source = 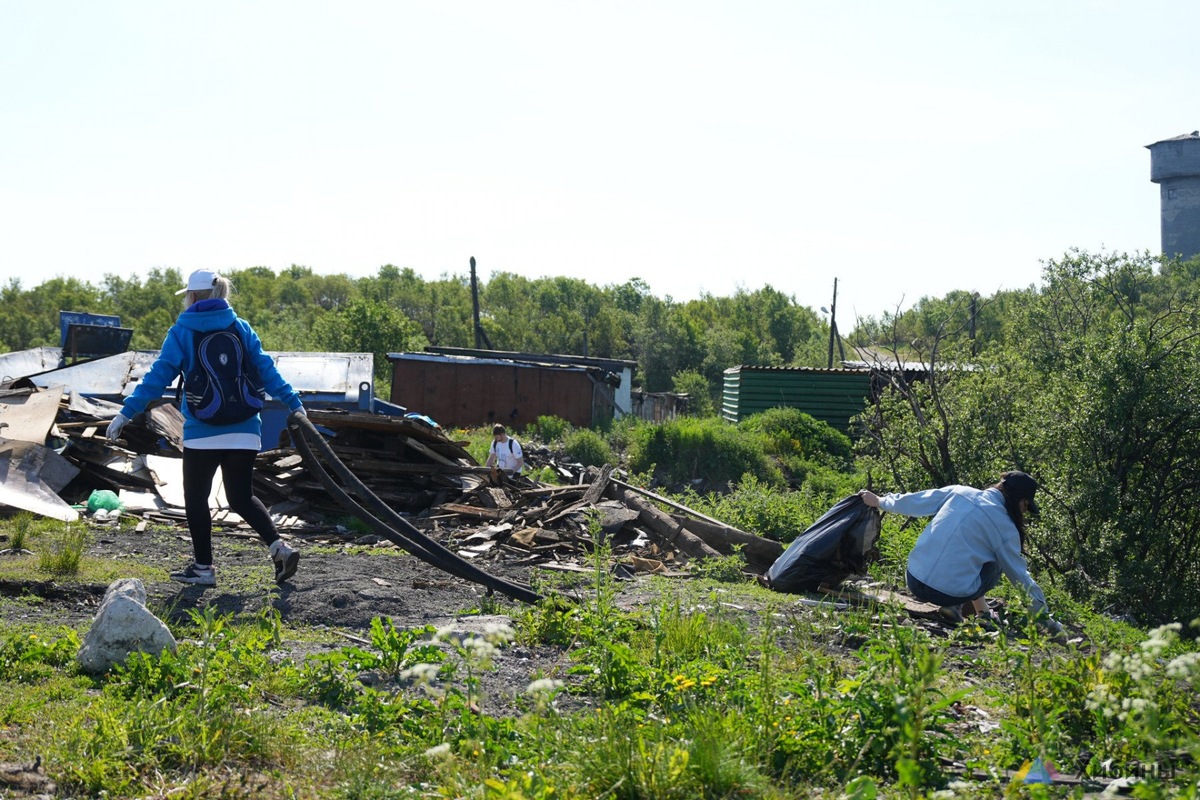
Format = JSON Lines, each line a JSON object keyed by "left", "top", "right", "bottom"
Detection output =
{"left": 286, "top": 411, "right": 542, "bottom": 604}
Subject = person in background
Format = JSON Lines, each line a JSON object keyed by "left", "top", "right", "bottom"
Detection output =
{"left": 106, "top": 269, "right": 306, "bottom": 587}
{"left": 858, "top": 471, "right": 1066, "bottom": 641}
{"left": 484, "top": 423, "right": 524, "bottom": 476}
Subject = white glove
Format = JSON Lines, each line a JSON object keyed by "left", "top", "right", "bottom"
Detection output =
{"left": 106, "top": 413, "right": 130, "bottom": 441}
{"left": 295, "top": 406, "right": 307, "bottom": 416}
{"left": 1041, "top": 616, "right": 1068, "bottom": 645}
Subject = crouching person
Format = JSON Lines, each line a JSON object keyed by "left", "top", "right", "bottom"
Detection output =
{"left": 859, "top": 471, "right": 1066, "bottom": 641}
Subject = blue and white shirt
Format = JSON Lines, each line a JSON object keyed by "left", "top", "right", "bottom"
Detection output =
{"left": 879, "top": 485, "right": 1048, "bottom": 614}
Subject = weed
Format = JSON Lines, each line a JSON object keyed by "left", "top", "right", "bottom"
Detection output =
{"left": 6, "top": 511, "right": 35, "bottom": 551}
{"left": 37, "top": 525, "right": 88, "bottom": 576}
{"left": 0, "top": 627, "right": 79, "bottom": 682}
{"left": 680, "top": 473, "right": 826, "bottom": 542}
{"left": 529, "top": 414, "right": 571, "bottom": 444}
{"left": 513, "top": 595, "right": 579, "bottom": 647}
{"left": 525, "top": 464, "right": 561, "bottom": 485}
{"left": 343, "top": 618, "right": 444, "bottom": 678}
{"left": 563, "top": 428, "right": 614, "bottom": 468}
{"left": 692, "top": 550, "right": 749, "bottom": 583}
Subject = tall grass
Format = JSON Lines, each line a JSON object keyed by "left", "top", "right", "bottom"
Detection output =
{"left": 37, "top": 526, "right": 88, "bottom": 576}
{"left": 6, "top": 512, "right": 36, "bottom": 552}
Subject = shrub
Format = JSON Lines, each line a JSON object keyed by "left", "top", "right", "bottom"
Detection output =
{"left": 605, "top": 414, "right": 644, "bottom": 455}
{"left": 529, "top": 415, "right": 571, "bottom": 444}
{"left": 672, "top": 370, "right": 714, "bottom": 417}
{"left": 739, "top": 407, "right": 853, "bottom": 475}
{"left": 627, "top": 417, "right": 781, "bottom": 488}
{"left": 564, "top": 429, "right": 614, "bottom": 468}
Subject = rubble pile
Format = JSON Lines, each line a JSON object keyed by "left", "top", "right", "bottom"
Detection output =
{"left": 0, "top": 384, "right": 783, "bottom": 577}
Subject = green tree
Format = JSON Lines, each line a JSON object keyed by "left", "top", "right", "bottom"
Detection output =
{"left": 1005, "top": 251, "right": 1200, "bottom": 621}
{"left": 101, "top": 268, "right": 183, "bottom": 348}
{"left": 313, "top": 299, "right": 429, "bottom": 395}
{"left": 634, "top": 297, "right": 703, "bottom": 392}
{"left": 671, "top": 369, "right": 714, "bottom": 417}
{"left": 0, "top": 277, "right": 106, "bottom": 351}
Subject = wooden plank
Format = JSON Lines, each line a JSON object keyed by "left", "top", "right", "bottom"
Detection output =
{"left": 581, "top": 464, "right": 613, "bottom": 505}
{"left": 432, "top": 503, "right": 505, "bottom": 520}
{"left": 400, "top": 436, "right": 457, "bottom": 466}
{"left": 610, "top": 478, "right": 731, "bottom": 529}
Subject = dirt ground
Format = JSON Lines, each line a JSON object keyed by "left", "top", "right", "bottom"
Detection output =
{"left": 0, "top": 524, "right": 645, "bottom": 715}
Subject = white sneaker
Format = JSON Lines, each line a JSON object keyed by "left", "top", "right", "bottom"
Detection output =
{"left": 171, "top": 562, "right": 216, "bottom": 586}
{"left": 269, "top": 539, "right": 299, "bottom": 584}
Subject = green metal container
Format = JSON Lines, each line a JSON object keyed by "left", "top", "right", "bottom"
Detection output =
{"left": 721, "top": 366, "right": 872, "bottom": 433}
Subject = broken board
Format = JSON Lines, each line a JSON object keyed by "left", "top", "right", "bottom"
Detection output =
{"left": 817, "top": 584, "right": 942, "bottom": 617}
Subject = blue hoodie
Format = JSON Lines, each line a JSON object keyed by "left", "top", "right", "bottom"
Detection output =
{"left": 879, "top": 485, "right": 1049, "bottom": 614}
{"left": 119, "top": 300, "right": 303, "bottom": 444}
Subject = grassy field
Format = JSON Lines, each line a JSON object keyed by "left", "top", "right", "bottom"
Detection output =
{"left": 1, "top": 515, "right": 1198, "bottom": 798}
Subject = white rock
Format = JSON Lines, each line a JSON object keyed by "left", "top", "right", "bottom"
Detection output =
{"left": 77, "top": 578, "right": 176, "bottom": 674}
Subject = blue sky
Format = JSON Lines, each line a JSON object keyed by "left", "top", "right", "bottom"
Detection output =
{"left": 1, "top": 2, "right": 1195, "bottom": 324}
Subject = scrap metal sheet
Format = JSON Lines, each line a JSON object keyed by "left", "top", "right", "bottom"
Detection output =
{"left": 0, "top": 437, "right": 80, "bottom": 522}
{"left": 0, "top": 386, "right": 64, "bottom": 443}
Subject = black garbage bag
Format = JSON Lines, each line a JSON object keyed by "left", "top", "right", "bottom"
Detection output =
{"left": 766, "top": 494, "right": 881, "bottom": 593}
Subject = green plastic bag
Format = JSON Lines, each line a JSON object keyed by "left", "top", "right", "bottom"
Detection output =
{"left": 87, "top": 489, "right": 123, "bottom": 513}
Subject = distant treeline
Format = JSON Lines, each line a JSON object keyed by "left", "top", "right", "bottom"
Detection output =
{"left": 0, "top": 258, "right": 1156, "bottom": 408}
{"left": 0, "top": 265, "right": 842, "bottom": 405}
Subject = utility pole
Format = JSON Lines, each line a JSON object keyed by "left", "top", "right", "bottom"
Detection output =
{"left": 826, "top": 278, "right": 840, "bottom": 368}
{"left": 969, "top": 292, "right": 979, "bottom": 357}
{"left": 469, "top": 257, "right": 492, "bottom": 350}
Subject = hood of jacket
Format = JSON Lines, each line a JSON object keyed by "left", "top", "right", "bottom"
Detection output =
{"left": 174, "top": 299, "right": 238, "bottom": 334}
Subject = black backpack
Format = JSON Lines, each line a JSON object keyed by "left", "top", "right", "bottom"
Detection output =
{"left": 181, "top": 324, "right": 265, "bottom": 425}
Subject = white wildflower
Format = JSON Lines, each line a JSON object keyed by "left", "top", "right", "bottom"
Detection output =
{"left": 434, "top": 625, "right": 460, "bottom": 643}
{"left": 482, "top": 621, "right": 515, "bottom": 645}
{"left": 1140, "top": 623, "right": 1182, "bottom": 657}
{"left": 424, "top": 743, "right": 451, "bottom": 759}
{"left": 1126, "top": 656, "right": 1153, "bottom": 682}
{"left": 525, "top": 678, "right": 564, "bottom": 696}
{"left": 1086, "top": 683, "right": 1117, "bottom": 718}
{"left": 462, "top": 636, "right": 497, "bottom": 662}
{"left": 400, "top": 662, "right": 441, "bottom": 684}
{"left": 1166, "top": 651, "right": 1200, "bottom": 679}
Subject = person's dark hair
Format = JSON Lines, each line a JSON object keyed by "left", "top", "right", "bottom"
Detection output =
{"left": 492, "top": 423, "right": 506, "bottom": 435}
{"left": 994, "top": 471, "right": 1037, "bottom": 550}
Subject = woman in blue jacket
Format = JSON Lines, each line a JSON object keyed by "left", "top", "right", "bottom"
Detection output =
{"left": 859, "top": 471, "right": 1065, "bottom": 638}
{"left": 106, "top": 269, "right": 306, "bottom": 587}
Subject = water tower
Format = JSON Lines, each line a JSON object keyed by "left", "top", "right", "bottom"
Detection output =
{"left": 1148, "top": 131, "right": 1200, "bottom": 261}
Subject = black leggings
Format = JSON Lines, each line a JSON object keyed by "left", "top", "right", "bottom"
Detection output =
{"left": 183, "top": 448, "right": 279, "bottom": 565}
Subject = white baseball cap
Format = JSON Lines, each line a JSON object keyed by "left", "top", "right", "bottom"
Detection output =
{"left": 176, "top": 269, "right": 221, "bottom": 295}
